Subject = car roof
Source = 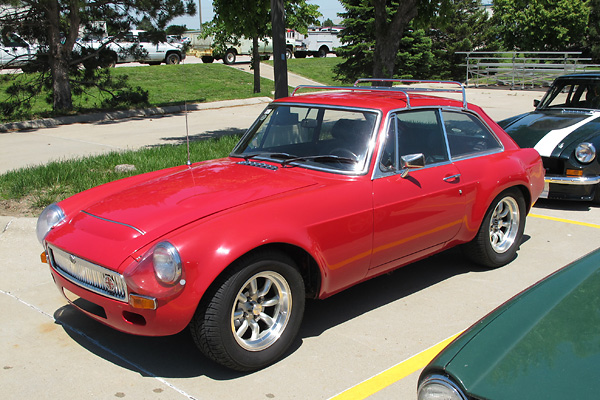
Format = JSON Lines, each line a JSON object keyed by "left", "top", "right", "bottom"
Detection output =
{"left": 275, "top": 81, "right": 469, "bottom": 114}
{"left": 277, "top": 91, "right": 466, "bottom": 113}
{"left": 556, "top": 72, "right": 600, "bottom": 80}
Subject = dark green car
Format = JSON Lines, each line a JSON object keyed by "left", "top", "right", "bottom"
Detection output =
{"left": 418, "top": 248, "right": 600, "bottom": 400}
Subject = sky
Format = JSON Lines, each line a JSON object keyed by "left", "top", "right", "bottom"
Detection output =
{"left": 170, "top": 0, "right": 345, "bottom": 31}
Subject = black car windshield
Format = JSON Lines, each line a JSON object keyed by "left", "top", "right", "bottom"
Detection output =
{"left": 539, "top": 79, "right": 600, "bottom": 110}
{"left": 232, "top": 105, "right": 378, "bottom": 173}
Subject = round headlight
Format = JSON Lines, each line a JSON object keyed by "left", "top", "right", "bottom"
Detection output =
{"left": 36, "top": 203, "right": 66, "bottom": 244}
{"left": 152, "top": 242, "right": 182, "bottom": 285}
{"left": 418, "top": 375, "right": 467, "bottom": 400}
{"left": 575, "top": 142, "right": 596, "bottom": 164}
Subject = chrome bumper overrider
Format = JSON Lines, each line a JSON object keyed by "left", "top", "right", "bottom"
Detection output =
{"left": 48, "top": 245, "right": 128, "bottom": 302}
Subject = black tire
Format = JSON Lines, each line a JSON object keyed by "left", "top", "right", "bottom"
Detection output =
{"left": 190, "top": 250, "right": 305, "bottom": 371}
{"left": 223, "top": 49, "right": 236, "bottom": 65}
{"left": 201, "top": 56, "right": 215, "bottom": 63}
{"left": 294, "top": 51, "right": 306, "bottom": 59}
{"left": 99, "top": 51, "right": 117, "bottom": 68}
{"left": 285, "top": 47, "right": 293, "bottom": 59}
{"left": 165, "top": 52, "right": 181, "bottom": 64}
{"left": 593, "top": 183, "right": 600, "bottom": 204}
{"left": 317, "top": 46, "right": 328, "bottom": 58}
{"left": 463, "top": 188, "right": 526, "bottom": 268}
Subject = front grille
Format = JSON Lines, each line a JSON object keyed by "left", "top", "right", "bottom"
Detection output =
{"left": 48, "top": 245, "right": 128, "bottom": 302}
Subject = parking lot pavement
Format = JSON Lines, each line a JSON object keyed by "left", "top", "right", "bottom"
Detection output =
{"left": 2, "top": 203, "right": 599, "bottom": 399}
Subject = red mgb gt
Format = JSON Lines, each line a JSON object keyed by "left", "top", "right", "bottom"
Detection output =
{"left": 37, "top": 80, "right": 544, "bottom": 371}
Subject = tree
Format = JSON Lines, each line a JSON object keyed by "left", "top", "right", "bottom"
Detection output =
{"left": 428, "top": 0, "right": 501, "bottom": 81}
{"left": 491, "top": 0, "right": 589, "bottom": 51}
{"left": 204, "top": 0, "right": 320, "bottom": 93}
{"left": 0, "top": 0, "right": 195, "bottom": 113}
{"left": 336, "top": 0, "right": 451, "bottom": 81}
{"left": 322, "top": 18, "right": 335, "bottom": 27}
{"left": 586, "top": 0, "right": 600, "bottom": 61}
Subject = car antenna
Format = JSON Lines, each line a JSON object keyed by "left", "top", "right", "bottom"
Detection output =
{"left": 184, "top": 100, "right": 191, "bottom": 166}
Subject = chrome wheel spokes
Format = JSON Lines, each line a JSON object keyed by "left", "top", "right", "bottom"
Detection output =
{"left": 231, "top": 271, "right": 292, "bottom": 351}
{"left": 489, "top": 196, "right": 520, "bottom": 253}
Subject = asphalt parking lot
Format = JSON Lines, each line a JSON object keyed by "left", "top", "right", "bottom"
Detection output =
{"left": 1, "top": 82, "right": 599, "bottom": 399}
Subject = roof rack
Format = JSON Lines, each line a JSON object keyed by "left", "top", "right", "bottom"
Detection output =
{"left": 291, "top": 79, "right": 467, "bottom": 109}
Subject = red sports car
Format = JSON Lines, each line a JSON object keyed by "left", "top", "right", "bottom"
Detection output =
{"left": 37, "top": 80, "right": 544, "bottom": 371}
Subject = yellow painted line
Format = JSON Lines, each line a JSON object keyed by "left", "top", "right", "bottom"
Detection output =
{"left": 529, "top": 213, "right": 600, "bottom": 229}
{"left": 328, "top": 332, "right": 463, "bottom": 400}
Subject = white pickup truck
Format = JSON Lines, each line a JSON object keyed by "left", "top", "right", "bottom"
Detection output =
{"left": 0, "top": 33, "right": 37, "bottom": 69}
{"left": 80, "top": 30, "right": 186, "bottom": 66}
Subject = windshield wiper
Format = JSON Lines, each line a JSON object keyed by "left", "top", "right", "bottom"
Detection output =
{"left": 281, "top": 154, "right": 358, "bottom": 166}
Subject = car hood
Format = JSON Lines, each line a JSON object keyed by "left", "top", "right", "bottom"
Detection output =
{"left": 441, "top": 250, "right": 600, "bottom": 399}
{"left": 51, "top": 159, "right": 318, "bottom": 268}
{"left": 501, "top": 110, "right": 600, "bottom": 157}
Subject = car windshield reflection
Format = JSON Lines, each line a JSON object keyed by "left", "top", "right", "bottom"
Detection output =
{"left": 232, "top": 105, "right": 377, "bottom": 173}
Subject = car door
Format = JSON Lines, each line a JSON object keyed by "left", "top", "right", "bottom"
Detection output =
{"left": 370, "top": 109, "right": 467, "bottom": 272}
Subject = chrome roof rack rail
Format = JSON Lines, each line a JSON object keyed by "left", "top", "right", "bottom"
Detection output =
{"left": 353, "top": 79, "right": 467, "bottom": 109}
{"left": 291, "top": 79, "right": 467, "bottom": 110}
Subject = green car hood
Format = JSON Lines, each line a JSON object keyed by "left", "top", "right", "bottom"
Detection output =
{"left": 439, "top": 249, "right": 600, "bottom": 399}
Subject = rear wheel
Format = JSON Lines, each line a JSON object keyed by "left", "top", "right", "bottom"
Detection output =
{"left": 190, "top": 250, "right": 305, "bottom": 371}
{"left": 223, "top": 49, "right": 236, "bottom": 65}
{"left": 464, "top": 188, "right": 526, "bottom": 268}
{"left": 201, "top": 56, "right": 214, "bottom": 63}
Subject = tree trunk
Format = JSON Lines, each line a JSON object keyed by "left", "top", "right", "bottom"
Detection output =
{"left": 371, "top": 0, "right": 419, "bottom": 79}
{"left": 44, "top": 0, "right": 81, "bottom": 112}
{"left": 252, "top": 36, "right": 261, "bottom": 94}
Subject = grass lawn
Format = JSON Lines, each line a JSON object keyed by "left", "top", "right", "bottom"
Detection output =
{"left": 0, "top": 135, "right": 240, "bottom": 216}
{"left": 0, "top": 63, "right": 275, "bottom": 123}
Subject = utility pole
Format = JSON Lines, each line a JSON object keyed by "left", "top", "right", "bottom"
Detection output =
{"left": 198, "top": 0, "right": 202, "bottom": 32}
{"left": 271, "top": 0, "right": 288, "bottom": 99}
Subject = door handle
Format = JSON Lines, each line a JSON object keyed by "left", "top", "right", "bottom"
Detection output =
{"left": 443, "top": 174, "right": 461, "bottom": 182}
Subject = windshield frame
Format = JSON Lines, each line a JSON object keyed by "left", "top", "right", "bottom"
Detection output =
{"left": 231, "top": 102, "right": 382, "bottom": 176}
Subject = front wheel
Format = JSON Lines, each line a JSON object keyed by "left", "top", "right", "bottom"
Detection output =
{"left": 190, "top": 251, "right": 305, "bottom": 371}
{"left": 463, "top": 188, "right": 526, "bottom": 268}
{"left": 165, "top": 53, "right": 181, "bottom": 64}
{"left": 223, "top": 49, "right": 236, "bottom": 65}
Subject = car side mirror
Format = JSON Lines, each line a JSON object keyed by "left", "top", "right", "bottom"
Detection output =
{"left": 399, "top": 153, "right": 425, "bottom": 178}
{"left": 533, "top": 99, "right": 540, "bottom": 108}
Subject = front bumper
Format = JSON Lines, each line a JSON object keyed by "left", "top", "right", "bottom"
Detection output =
{"left": 46, "top": 246, "right": 194, "bottom": 336}
{"left": 541, "top": 175, "right": 600, "bottom": 201}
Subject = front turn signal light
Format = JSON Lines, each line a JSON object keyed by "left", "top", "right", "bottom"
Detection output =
{"left": 566, "top": 169, "right": 583, "bottom": 177}
{"left": 129, "top": 294, "right": 157, "bottom": 310}
{"left": 41, "top": 252, "right": 48, "bottom": 264}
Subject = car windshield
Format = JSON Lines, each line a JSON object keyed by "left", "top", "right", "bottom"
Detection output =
{"left": 539, "top": 79, "right": 600, "bottom": 110}
{"left": 232, "top": 105, "right": 378, "bottom": 173}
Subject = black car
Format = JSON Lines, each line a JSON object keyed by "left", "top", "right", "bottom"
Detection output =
{"left": 499, "top": 73, "right": 600, "bottom": 202}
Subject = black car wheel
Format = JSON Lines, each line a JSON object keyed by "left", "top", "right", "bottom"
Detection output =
{"left": 464, "top": 188, "right": 526, "bottom": 268}
{"left": 165, "top": 53, "right": 181, "bottom": 64}
{"left": 223, "top": 49, "right": 236, "bottom": 65}
{"left": 190, "top": 250, "right": 305, "bottom": 371}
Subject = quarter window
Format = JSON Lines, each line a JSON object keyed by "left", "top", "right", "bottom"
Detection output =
{"left": 442, "top": 111, "right": 501, "bottom": 159}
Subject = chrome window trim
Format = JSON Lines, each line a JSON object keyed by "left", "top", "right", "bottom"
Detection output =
{"left": 232, "top": 102, "right": 382, "bottom": 176}
{"left": 48, "top": 245, "right": 128, "bottom": 303}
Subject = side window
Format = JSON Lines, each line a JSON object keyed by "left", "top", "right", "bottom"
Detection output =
{"left": 380, "top": 109, "right": 449, "bottom": 172}
{"left": 442, "top": 111, "right": 502, "bottom": 159}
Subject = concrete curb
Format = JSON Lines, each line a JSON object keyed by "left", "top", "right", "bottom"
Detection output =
{"left": 0, "top": 96, "right": 273, "bottom": 133}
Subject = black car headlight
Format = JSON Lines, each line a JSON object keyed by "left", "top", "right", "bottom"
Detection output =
{"left": 418, "top": 374, "right": 468, "bottom": 400}
{"left": 36, "top": 203, "right": 66, "bottom": 244}
{"left": 575, "top": 142, "right": 596, "bottom": 164}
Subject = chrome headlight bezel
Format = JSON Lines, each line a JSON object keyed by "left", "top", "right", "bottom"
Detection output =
{"left": 575, "top": 142, "right": 596, "bottom": 164}
{"left": 418, "top": 374, "right": 468, "bottom": 400}
{"left": 36, "top": 203, "right": 66, "bottom": 244}
{"left": 152, "top": 241, "right": 183, "bottom": 285}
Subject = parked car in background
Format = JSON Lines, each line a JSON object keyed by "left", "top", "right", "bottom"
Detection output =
{"left": 499, "top": 72, "right": 600, "bottom": 202}
{"left": 79, "top": 30, "right": 185, "bottom": 67}
{"left": 418, "top": 247, "right": 600, "bottom": 400}
{"left": 37, "top": 80, "right": 544, "bottom": 372}
{"left": 0, "top": 32, "right": 37, "bottom": 68}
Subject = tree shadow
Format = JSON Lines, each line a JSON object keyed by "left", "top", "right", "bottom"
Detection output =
{"left": 52, "top": 246, "right": 492, "bottom": 380}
